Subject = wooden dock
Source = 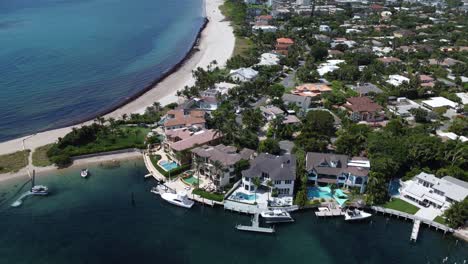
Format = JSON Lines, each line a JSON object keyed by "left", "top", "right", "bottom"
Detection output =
{"left": 235, "top": 214, "right": 275, "bottom": 233}
{"left": 411, "top": 220, "right": 421, "bottom": 242}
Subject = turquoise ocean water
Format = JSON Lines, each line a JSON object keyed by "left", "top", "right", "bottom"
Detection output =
{"left": 0, "top": 160, "right": 466, "bottom": 264}
{"left": 0, "top": 0, "right": 204, "bottom": 141}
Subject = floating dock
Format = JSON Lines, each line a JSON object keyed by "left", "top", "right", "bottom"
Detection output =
{"left": 235, "top": 214, "right": 275, "bottom": 233}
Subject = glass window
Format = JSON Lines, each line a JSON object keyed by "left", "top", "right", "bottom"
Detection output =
{"left": 285, "top": 180, "right": 292, "bottom": 184}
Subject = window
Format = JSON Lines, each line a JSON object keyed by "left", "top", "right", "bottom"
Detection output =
{"left": 277, "top": 188, "right": 290, "bottom": 195}
{"left": 285, "top": 180, "right": 292, "bottom": 184}
{"left": 261, "top": 172, "right": 269, "bottom": 179}
{"left": 274, "top": 180, "right": 282, "bottom": 185}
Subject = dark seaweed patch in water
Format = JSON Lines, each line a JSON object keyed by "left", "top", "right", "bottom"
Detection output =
{"left": 0, "top": 20, "right": 24, "bottom": 30}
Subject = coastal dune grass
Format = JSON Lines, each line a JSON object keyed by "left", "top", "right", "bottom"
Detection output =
{"left": 383, "top": 198, "right": 420, "bottom": 215}
{"left": 32, "top": 144, "right": 54, "bottom": 167}
{"left": 0, "top": 150, "right": 30, "bottom": 173}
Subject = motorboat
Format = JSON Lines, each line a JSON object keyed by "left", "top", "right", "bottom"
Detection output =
{"left": 31, "top": 185, "right": 49, "bottom": 196}
{"left": 344, "top": 209, "right": 372, "bottom": 221}
{"left": 151, "top": 184, "right": 168, "bottom": 195}
{"left": 318, "top": 207, "right": 330, "bottom": 212}
{"left": 160, "top": 191, "right": 194, "bottom": 208}
{"left": 260, "top": 209, "right": 294, "bottom": 223}
{"left": 80, "top": 169, "right": 89, "bottom": 178}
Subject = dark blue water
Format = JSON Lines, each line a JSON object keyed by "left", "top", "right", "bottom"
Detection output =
{"left": 0, "top": 160, "right": 466, "bottom": 264}
{"left": 0, "top": 0, "right": 204, "bottom": 142}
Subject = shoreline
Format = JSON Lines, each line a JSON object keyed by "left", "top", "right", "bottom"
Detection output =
{"left": 0, "top": 0, "right": 234, "bottom": 156}
{"left": 0, "top": 151, "right": 144, "bottom": 183}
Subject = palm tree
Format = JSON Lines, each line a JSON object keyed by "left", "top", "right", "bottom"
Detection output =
{"left": 266, "top": 180, "right": 274, "bottom": 204}
{"left": 152, "top": 102, "right": 161, "bottom": 112}
{"left": 212, "top": 160, "right": 224, "bottom": 191}
{"left": 271, "top": 115, "right": 285, "bottom": 140}
{"left": 252, "top": 177, "right": 261, "bottom": 204}
{"left": 194, "top": 156, "right": 204, "bottom": 190}
{"left": 121, "top": 113, "right": 128, "bottom": 121}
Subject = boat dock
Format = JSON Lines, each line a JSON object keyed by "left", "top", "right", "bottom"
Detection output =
{"left": 235, "top": 213, "right": 275, "bottom": 233}
{"left": 371, "top": 206, "right": 454, "bottom": 241}
{"left": 411, "top": 220, "right": 421, "bottom": 242}
{"left": 315, "top": 208, "right": 344, "bottom": 217}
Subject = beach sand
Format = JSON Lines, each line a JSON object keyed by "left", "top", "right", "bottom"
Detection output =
{"left": 0, "top": 0, "right": 234, "bottom": 157}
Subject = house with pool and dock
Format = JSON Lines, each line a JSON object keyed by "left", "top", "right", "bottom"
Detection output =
{"left": 306, "top": 152, "right": 370, "bottom": 194}
{"left": 190, "top": 144, "right": 255, "bottom": 190}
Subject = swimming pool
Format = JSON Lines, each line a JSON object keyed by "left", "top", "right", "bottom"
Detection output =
{"left": 183, "top": 176, "right": 203, "bottom": 186}
{"left": 231, "top": 192, "right": 258, "bottom": 201}
{"left": 158, "top": 160, "right": 179, "bottom": 171}
{"left": 307, "top": 186, "right": 348, "bottom": 206}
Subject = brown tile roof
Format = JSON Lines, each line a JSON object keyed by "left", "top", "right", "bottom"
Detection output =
{"left": 164, "top": 109, "right": 205, "bottom": 128}
{"left": 169, "top": 129, "right": 220, "bottom": 152}
{"left": 192, "top": 144, "right": 254, "bottom": 166}
{"left": 345, "top": 97, "right": 383, "bottom": 113}
{"left": 292, "top": 83, "right": 332, "bottom": 97}
{"left": 377, "top": 57, "right": 402, "bottom": 64}
{"left": 277, "top": 38, "right": 294, "bottom": 44}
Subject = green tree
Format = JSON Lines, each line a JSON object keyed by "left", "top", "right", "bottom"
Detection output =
{"left": 443, "top": 198, "right": 467, "bottom": 228}
{"left": 258, "top": 138, "right": 281, "bottom": 155}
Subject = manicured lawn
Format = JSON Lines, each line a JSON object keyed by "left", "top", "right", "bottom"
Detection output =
{"left": 32, "top": 144, "right": 54, "bottom": 167}
{"left": 434, "top": 216, "right": 447, "bottom": 225}
{"left": 192, "top": 188, "right": 224, "bottom": 202}
{"left": 383, "top": 198, "right": 420, "bottom": 215}
{"left": 0, "top": 150, "right": 30, "bottom": 173}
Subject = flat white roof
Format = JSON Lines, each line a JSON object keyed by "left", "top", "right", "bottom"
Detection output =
{"left": 456, "top": 92, "right": 468, "bottom": 104}
{"left": 422, "top": 97, "right": 457, "bottom": 109}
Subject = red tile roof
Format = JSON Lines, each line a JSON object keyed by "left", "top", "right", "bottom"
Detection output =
{"left": 277, "top": 38, "right": 294, "bottom": 44}
{"left": 345, "top": 97, "right": 383, "bottom": 113}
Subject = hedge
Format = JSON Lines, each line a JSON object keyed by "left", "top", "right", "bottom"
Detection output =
{"left": 192, "top": 188, "right": 224, "bottom": 202}
{"left": 150, "top": 154, "right": 190, "bottom": 179}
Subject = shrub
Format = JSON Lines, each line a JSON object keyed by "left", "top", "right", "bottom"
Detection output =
{"left": 192, "top": 188, "right": 224, "bottom": 202}
{"left": 50, "top": 154, "right": 72, "bottom": 168}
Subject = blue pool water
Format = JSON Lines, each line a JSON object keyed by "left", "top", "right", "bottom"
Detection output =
{"left": 308, "top": 186, "right": 348, "bottom": 206}
{"left": 232, "top": 192, "right": 258, "bottom": 201}
{"left": 159, "top": 160, "right": 179, "bottom": 171}
{"left": 0, "top": 0, "right": 204, "bottom": 142}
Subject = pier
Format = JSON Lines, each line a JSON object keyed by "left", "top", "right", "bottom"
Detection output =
{"left": 371, "top": 206, "right": 454, "bottom": 238}
{"left": 411, "top": 220, "right": 421, "bottom": 242}
{"left": 235, "top": 213, "right": 275, "bottom": 233}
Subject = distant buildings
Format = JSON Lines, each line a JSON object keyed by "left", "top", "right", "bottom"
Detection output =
{"left": 306, "top": 152, "right": 370, "bottom": 193}
{"left": 347, "top": 83, "right": 383, "bottom": 96}
{"left": 229, "top": 67, "right": 259, "bottom": 82}
{"left": 388, "top": 97, "right": 428, "bottom": 118}
{"left": 292, "top": 83, "right": 332, "bottom": 98}
{"left": 275, "top": 38, "right": 295, "bottom": 55}
{"left": 343, "top": 97, "right": 385, "bottom": 122}
{"left": 387, "top": 74, "right": 410, "bottom": 86}
{"left": 421, "top": 97, "right": 458, "bottom": 110}
{"left": 282, "top": 94, "right": 312, "bottom": 111}
{"left": 260, "top": 105, "right": 285, "bottom": 121}
{"left": 163, "top": 109, "right": 206, "bottom": 131}
{"left": 257, "top": 52, "right": 280, "bottom": 66}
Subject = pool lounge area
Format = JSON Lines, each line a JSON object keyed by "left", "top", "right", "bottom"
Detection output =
{"left": 307, "top": 186, "right": 348, "bottom": 207}
{"left": 158, "top": 160, "right": 179, "bottom": 172}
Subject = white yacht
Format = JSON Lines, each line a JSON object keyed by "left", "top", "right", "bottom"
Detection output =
{"left": 260, "top": 209, "right": 294, "bottom": 223}
{"left": 31, "top": 185, "right": 49, "bottom": 196}
{"left": 160, "top": 191, "right": 194, "bottom": 208}
{"left": 80, "top": 169, "right": 89, "bottom": 178}
{"left": 344, "top": 209, "right": 372, "bottom": 221}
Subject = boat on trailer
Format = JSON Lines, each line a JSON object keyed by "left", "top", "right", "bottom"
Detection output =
{"left": 260, "top": 209, "right": 294, "bottom": 223}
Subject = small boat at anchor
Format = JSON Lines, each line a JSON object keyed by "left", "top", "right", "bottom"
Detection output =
{"left": 344, "top": 209, "right": 372, "bottom": 221}
{"left": 31, "top": 185, "right": 49, "bottom": 196}
{"left": 80, "top": 169, "right": 89, "bottom": 178}
{"left": 260, "top": 209, "right": 294, "bottom": 223}
{"left": 160, "top": 191, "right": 194, "bottom": 208}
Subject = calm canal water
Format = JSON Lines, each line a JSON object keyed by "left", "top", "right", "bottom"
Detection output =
{"left": 0, "top": 160, "right": 466, "bottom": 264}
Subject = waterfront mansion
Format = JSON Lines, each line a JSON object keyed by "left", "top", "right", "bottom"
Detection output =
{"left": 191, "top": 144, "right": 255, "bottom": 190}
{"left": 401, "top": 172, "right": 468, "bottom": 210}
{"left": 306, "top": 152, "right": 370, "bottom": 193}
{"left": 241, "top": 154, "right": 296, "bottom": 196}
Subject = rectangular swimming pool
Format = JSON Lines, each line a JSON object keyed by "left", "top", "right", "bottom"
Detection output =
{"left": 158, "top": 160, "right": 179, "bottom": 171}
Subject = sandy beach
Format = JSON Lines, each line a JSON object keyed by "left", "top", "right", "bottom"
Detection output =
{"left": 0, "top": 0, "right": 234, "bottom": 180}
{"left": 0, "top": 0, "right": 234, "bottom": 156}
